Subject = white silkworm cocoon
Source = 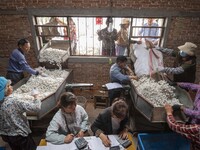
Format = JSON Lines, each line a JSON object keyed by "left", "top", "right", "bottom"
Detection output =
{"left": 132, "top": 76, "right": 181, "bottom": 107}
{"left": 12, "top": 69, "right": 69, "bottom": 101}
{"left": 39, "top": 47, "right": 68, "bottom": 70}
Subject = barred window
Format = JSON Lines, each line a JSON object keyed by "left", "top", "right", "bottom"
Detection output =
{"left": 34, "top": 17, "right": 166, "bottom": 56}
{"left": 130, "top": 18, "right": 165, "bottom": 46}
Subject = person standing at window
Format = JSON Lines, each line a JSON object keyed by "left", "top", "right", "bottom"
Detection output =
{"left": 116, "top": 18, "right": 130, "bottom": 56}
{"left": 56, "top": 17, "right": 77, "bottom": 55}
{"left": 6, "top": 39, "right": 42, "bottom": 85}
{"left": 138, "top": 18, "right": 159, "bottom": 45}
{"left": 97, "top": 17, "right": 118, "bottom": 56}
{"left": 42, "top": 17, "right": 61, "bottom": 42}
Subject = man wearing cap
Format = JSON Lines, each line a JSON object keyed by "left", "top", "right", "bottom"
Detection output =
{"left": 0, "top": 76, "right": 41, "bottom": 150}
{"left": 116, "top": 18, "right": 130, "bottom": 56}
{"left": 97, "top": 17, "right": 118, "bottom": 56}
{"left": 154, "top": 42, "right": 197, "bottom": 83}
{"left": 6, "top": 38, "right": 42, "bottom": 85}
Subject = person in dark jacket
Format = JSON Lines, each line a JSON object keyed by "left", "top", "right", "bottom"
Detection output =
{"left": 91, "top": 98, "right": 129, "bottom": 147}
{"left": 97, "top": 17, "right": 118, "bottom": 56}
{"left": 153, "top": 42, "right": 197, "bottom": 83}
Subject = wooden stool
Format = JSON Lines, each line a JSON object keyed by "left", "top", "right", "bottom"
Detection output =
{"left": 38, "top": 139, "right": 47, "bottom": 146}
{"left": 94, "top": 90, "right": 109, "bottom": 109}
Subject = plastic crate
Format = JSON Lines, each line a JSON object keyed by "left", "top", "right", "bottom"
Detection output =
{"left": 137, "top": 132, "right": 190, "bottom": 150}
{"left": 76, "top": 96, "right": 87, "bottom": 109}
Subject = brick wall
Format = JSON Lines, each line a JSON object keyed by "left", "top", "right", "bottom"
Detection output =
{"left": 68, "top": 62, "right": 111, "bottom": 89}
{"left": 0, "top": 0, "right": 199, "bottom": 11}
{"left": 0, "top": 0, "right": 200, "bottom": 84}
{"left": 0, "top": 15, "right": 38, "bottom": 76}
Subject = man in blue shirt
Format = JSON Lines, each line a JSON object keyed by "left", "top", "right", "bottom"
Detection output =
{"left": 6, "top": 39, "right": 40, "bottom": 85}
{"left": 138, "top": 18, "right": 159, "bottom": 45}
{"left": 109, "top": 56, "right": 137, "bottom": 105}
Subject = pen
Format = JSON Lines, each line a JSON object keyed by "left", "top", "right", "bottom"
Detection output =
{"left": 107, "top": 135, "right": 111, "bottom": 147}
{"left": 87, "top": 145, "right": 91, "bottom": 150}
{"left": 107, "top": 135, "right": 110, "bottom": 141}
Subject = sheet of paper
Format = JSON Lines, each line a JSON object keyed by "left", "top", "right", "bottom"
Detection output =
{"left": 105, "top": 82, "right": 123, "bottom": 90}
{"left": 108, "top": 135, "right": 121, "bottom": 147}
{"left": 36, "top": 146, "right": 50, "bottom": 150}
{"left": 86, "top": 136, "right": 107, "bottom": 150}
{"left": 42, "top": 135, "right": 122, "bottom": 150}
{"left": 47, "top": 141, "right": 77, "bottom": 149}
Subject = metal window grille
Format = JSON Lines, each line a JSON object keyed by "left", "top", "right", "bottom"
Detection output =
{"left": 34, "top": 17, "right": 166, "bottom": 56}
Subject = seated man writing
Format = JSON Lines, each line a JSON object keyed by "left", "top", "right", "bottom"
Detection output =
{"left": 91, "top": 98, "right": 129, "bottom": 147}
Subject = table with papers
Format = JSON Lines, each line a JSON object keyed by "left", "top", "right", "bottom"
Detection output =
{"left": 37, "top": 135, "right": 128, "bottom": 150}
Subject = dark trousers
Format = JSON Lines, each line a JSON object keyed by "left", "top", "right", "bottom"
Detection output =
{"left": 1, "top": 134, "right": 36, "bottom": 150}
{"left": 6, "top": 71, "right": 24, "bottom": 86}
{"left": 108, "top": 88, "right": 123, "bottom": 106}
{"left": 108, "top": 85, "right": 131, "bottom": 106}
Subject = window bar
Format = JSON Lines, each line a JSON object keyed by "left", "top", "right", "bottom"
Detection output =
{"left": 160, "top": 18, "right": 166, "bottom": 46}
{"left": 85, "top": 18, "right": 88, "bottom": 55}
{"left": 99, "top": 18, "right": 102, "bottom": 55}
{"left": 35, "top": 17, "right": 42, "bottom": 50}
{"left": 77, "top": 17, "right": 80, "bottom": 55}
{"left": 67, "top": 17, "right": 72, "bottom": 56}
{"left": 92, "top": 18, "right": 94, "bottom": 56}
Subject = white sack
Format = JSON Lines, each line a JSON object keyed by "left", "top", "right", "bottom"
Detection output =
{"left": 130, "top": 41, "right": 163, "bottom": 77}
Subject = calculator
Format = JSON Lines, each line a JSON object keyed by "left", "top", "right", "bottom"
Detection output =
{"left": 75, "top": 137, "right": 88, "bottom": 149}
{"left": 117, "top": 138, "right": 132, "bottom": 148}
{"left": 110, "top": 145, "right": 120, "bottom": 150}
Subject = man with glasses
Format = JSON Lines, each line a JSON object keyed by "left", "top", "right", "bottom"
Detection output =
{"left": 109, "top": 56, "right": 137, "bottom": 105}
{"left": 151, "top": 42, "right": 197, "bottom": 83}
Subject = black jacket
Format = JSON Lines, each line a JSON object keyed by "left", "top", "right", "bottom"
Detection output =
{"left": 91, "top": 107, "right": 128, "bottom": 135}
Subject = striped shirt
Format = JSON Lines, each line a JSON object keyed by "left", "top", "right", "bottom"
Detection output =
{"left": 167, "top": 114, "right": 200, "bottom": 150}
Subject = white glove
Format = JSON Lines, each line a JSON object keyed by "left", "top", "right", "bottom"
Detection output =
{"left": 31, "top": 88, "right": 39, "bottom": 99}
{"left": 35, "top": 66, "right": 46, "bottom": 73}
{"left": 40, "top": 72, "right": 48, "bottom": 77}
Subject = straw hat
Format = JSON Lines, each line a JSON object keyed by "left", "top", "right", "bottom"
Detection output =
{"left": 121, "top": 18, "right": 130, "bottom": 25}
{"left": 178, "top": 42, "right": 197, "bottom": 56}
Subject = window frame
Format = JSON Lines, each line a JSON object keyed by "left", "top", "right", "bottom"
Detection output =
{"left": 28, "top": 8, "right": 171, "bottom": 58}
